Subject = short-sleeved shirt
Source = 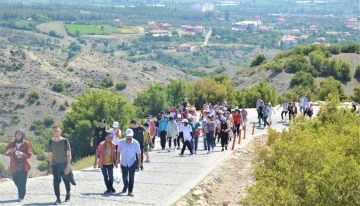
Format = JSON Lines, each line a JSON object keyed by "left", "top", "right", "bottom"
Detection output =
{"left": 117, "top": 139, "right": 141, "bottom": 167}
{"left": 93, "top": 126, "right": 107, "bottom": 147}
{"left": 132, "top": 126, "right": 145, "bottom": 145}
{"left": 47, "top": 138, "right": 71, "bottom": 164}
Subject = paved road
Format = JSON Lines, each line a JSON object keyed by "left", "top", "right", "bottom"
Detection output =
{"left": 0, "top": 107, "right": 319, "bottom": 206}
{"left": 203, "top": 29, "right": 212, "bottom": 46}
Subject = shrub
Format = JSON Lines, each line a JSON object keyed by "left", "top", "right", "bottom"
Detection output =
{"left": 290, "top": 71, "right": 315, "bottom": 88}
{"left": 351, "top": 85, "right": 360, "bottom": 103}
{"left": 52, "top": 82, "right": 64, "bottom": 93}
{"left": 318, "top": 77, "right": 346, "bottom": 101}
{"left": 354, "top": 65, "right": 360, "bottom": 81}
{"left": 250, "top": 54, "right": 267, "bottom": 67}
{"left": 10, "top": 115, "right": 20, "bottom": 125}
{"left": 18, "top": 92, "right": 25, "bottom": 99}
{"left": 43, "top": 116, "right": 54, "bottom": 127}
{"left": 0, "top": 161, "right": 11, "bottom": 178}
{"left": 241, "top": 94, "right": 360, "bottom": 206}
{"left": 115, "top": 82, "right": 127, "bottom": 91}
{"left": 60, "top": 104, "right": 66, "bottom": 111}
{"left": 36, "top": 152, "right": 47, "bottom": 161}
{"left": 0, "top": 144, "right": 5, "bottom": 154}
{"left": 37, "top": 161, "right": 49, "bottom": 171}
{"left": 27, "top": 91, "right": 39, "bottom": 104}
{"left": 101, "top": 77, "right": 114, "bottom": 88}
{"left": 235, "top": 81, "right": 277, "bottom": 108}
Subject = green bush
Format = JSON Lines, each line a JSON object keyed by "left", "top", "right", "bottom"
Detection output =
{"left": 318, "top": 77, "right": 346, "bottom": 101}
{"left": 0, "top": 144, "right": 5, "bottom": 154}
{"left": 290, "top": 71, "right": 315, "bottom": 87}
{"left": 354, "top": 65, "right": 360, "bottom": 81}
{"left": 101, "top": 77, "right": 113, "bottom": 88}
{"left": 0, "top": 161, "right": 11, "bottom": 178}
{"left": 37, "top": 160, "right": 49, "bottom": 172}
{"left": 351, "top": 85, "right": 360, "bottom": 103}
{"left": 10, "top": 115, "right": 20, "bottom": 125}
{"left": 250, "top": 54, "right": 267, "bottom": 67}
{"left": 52, "top": 82, "right": 64, "bottom": 93}
{"left": 115, "top": 82, "right": 127, "bottom": 91}
{"left": 235, "top": 81, "right": 277, "bottom": 108}
{"left": 27, "top": 90, "right": 40, "bottom": 104}
{"left": 36, "top": 152, "right": 47, "bottom": 161}
{"left": 241, "top": 94, "right": 360, "bottom": 206}
{"left": 43, "top": 116, "right": 54, "bottom": 127}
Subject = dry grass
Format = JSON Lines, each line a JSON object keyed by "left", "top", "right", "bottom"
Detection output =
{"left": 118, "top": 27, "right": 141, "bottom": 34}
{"left": 72, "top": 155, "right": 95, "bottom": 171}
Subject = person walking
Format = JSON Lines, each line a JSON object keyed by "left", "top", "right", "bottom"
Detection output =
{"left": 204, "top": 115, "right": 216, "bottom": 154}
{"left": 299, "top": 95, "right": 307, "bottom": 113}
{"left": 190, "top": 116, "right": 201, "bottom": 154}
{"left": 218, "top": 117, "right": 230, "bottom": 151}
{"left": 175, "top": 114, "right": 183, "bottom": 150}
{"left": 4, "top": 129, "right": 32, "bottom": 202}
{"left": 48, "top": 126, "right": 76, "bottom": 205}
{"left": 145, "top": 115, "right": 156, "bottom": 151}
{"left": 130, "top": 119, "right": 145, "bottom": 171}
{"left": 179, "top": 119, "right": 193, "bottom": 156}
{"left": 262, "top": 103, "right": 270, "bottom": 128}
{"left": 241, "top": 107, "right": 248, "bottom": 132}
{"left": 116, "top": 129, "right": 141, "bottom": 197}
{"left": 167, "top": 116, "right": 179, "bottom": 152}
{"left": 268, "top": 103, "right": 276, "bottom": 125}
{"left": 157, "top": 111, "right": 169, "bottom": 150}
{"left": 97, "top": 132, "right": 117, "bottom": 194}
{"left": 258, "top": 102, "right": 265, "bottom": 127}
{"left": 232, "top": 109, "right": 242, "bottom": 139}
{"left": 109, "top": 121, "right": 121, "bottom": 148}
{"left": 201, "top": 118, "right": 207, "bottom": 150}
{"left": 143, "top": 123, "right": 154, "bottom": 162}
{"left": 90, "top": 119, "right": 107, "bottom": 169}
{"left": 278, "top": 101, "right": 289, "bottom": 122}
{"left": 256, "top": 98, "right": 263, "bottom": 114}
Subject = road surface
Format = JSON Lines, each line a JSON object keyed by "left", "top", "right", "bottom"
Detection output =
{"left": 0, "top": 107, "right": 320, "bottom": 206}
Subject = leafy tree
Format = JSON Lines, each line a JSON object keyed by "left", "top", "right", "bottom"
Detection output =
{"left": 0, "top": 161, "right": 10, "bottom": 178}
{"left": 290, "top": 71, "right": 315, "bottom": 88}
{"left": 115, "top": 82, "right": 127, "bottom": 91}
{"left": 134, "top": 84, "right": 169, "bottom": 117}
{"left": 241, "top": 94, "right": 360, "bottom": 206}
{"left": 43, "top": 116, "right": 55, "bottom": 127}
{"left": 354, "top": 65, "right": 360, "bottom": 81}
{"left": 351, "top": 85, "right": 360, "bottom": 103}
{"left": 166, "top": 79, "right": 189, "bottom": 107}
{"left": 68, "top": 42, "right": 81, "bottom": 52}
{"left": 250, "top": 54, "right": 267, "bottom": 67}
{"left": 171, "top": 30, "right": 179, "bottom": 37}
{"left": 62, "top": 89, "right": 136, "bottom": 160}
{"left": 318, "top": 77, "right": 345, "bottom": 101}
{"left": 235, "top": 81, "right": 277, "bottom": 108}
{"left": 101, "top": 77, "right": 113, "bottom": 88}
{"left": 213, "top": 73, "right": 236, "bottom": 106}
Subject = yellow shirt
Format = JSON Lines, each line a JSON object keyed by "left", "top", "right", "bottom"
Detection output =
{"left": 104, "top": 142, "right": 112, "bottom": 165}
{"left": 144, "top": 131, "right": 151, "bottom": 145}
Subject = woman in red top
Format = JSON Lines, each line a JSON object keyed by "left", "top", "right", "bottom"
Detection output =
{"left": 232, "top": 109, "right": 242, "bottom": 138}
{"left": 4, "top": 129, "right": 32, "bottom": 202}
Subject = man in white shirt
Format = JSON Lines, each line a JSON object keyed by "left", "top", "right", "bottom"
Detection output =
{"left": 277, "top": 101, "right": 289, "bottom": 122}
{"left": 179, "top": 119, "right": 193, "bottom": 156}
{"left": 299, "top": 95, "right": 307, "bottom": 113}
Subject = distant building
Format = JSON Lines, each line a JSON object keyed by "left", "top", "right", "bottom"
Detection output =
{"left": 112, "top": 19, "right": 122, "bottom": 27}
{"left": 308, "top": 25, "right": 318, "bottom": 33}
{"left": 194, "top": 26, "right": 206, "bottom": 33}
{"left": 316, "top": 37, "right": 326, "bottom": 43}
{"left": 147, "top": 21, "right": 157, "bottom": 30}
{"left": 181, "top": 25, "right": 194, "bottom": 32}
{"left": 160, "top": 23, "right": 171, "bottom": 30}
{"left": 150, "top": 30, "right": 168, "bottom": 36}
{"left": 234, "top": 20, "right": 262, "bottom": 30}
{"left": 191, "top": 2, "right": 214, "bottom": 12}
{"left": 26, "top": 18, "right": 33, "bottom": 21}
{"left": 177, "top": 43, "right": 191, "bottom": 52}
{"left": 276, "top": 18, "right": 285, "bottom": 26}
{"left": 298, "top": 35, "right": 309, "bottom": 40}
{"left": 281, "top": 35, "right": 298, "bottom": 48}
{"left": 292, "top": 29, "right": 300, "bottom": 35}
{"left": 258, "top": 25, "right": 269, "bottom": 31}
{"left": 216, "top": 17, "right": 225, "bottom": 21}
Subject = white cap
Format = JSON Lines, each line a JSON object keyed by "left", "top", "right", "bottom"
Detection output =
{"left": 182, "top": 119, "right": 189, "bottom": 123}
{"left": 112, "top": 121, "right": 119, "bottom": 128}
{"left": 187, "top": 114, "right": 192, "bottom": 119}
{"left": 125, "top": 128, "right": 133, "bottom": 136}
{"left": 177, "top": 114, "right": 181, "bottom": 118}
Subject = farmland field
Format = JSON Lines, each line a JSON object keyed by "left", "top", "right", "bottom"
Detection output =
{"left": 65, "top": 24, "right": 119, "bottom": 35}
{"left": 118, "top": 27, "right": 141, "bottom": 34}
{"left": 15, "top": 20, "right": 33, "bottom": 27}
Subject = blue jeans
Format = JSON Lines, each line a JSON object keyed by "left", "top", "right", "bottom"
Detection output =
{"left": 206, "top": 133, "right": 215, "bottom": 151}
{"left": 121, "top": 161, "right": 137, "bottom": 193}
{"left": 101, "top": 164, "right": 114, "bottom": 191}
{"left": 203, "top": 136, "right": 207, "bottom": 149}
{"left": 12, "top": 170, "right": 28, "bottom": 199}
{"left": 191, "top": 135, "right": 199, "bottom": 152}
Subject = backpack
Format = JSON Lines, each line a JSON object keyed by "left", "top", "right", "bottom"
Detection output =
{"left": 49, "top": 139, "right": 68, "bottom": 152}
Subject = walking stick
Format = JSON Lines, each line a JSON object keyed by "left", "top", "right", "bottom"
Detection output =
{"left": 238, "top": 130, "right": 241, "bottom": 144}
{"left": 252, "top": 123, "right": 255, "bottom": 135}
{"left": 243, "top": 125, "right": 246, "bottom": 139}
{"left": 231, "top": 133, "right": 236, "bottom": 150}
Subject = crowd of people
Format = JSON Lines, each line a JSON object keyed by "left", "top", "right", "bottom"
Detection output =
{"left": 4, "top": 96, "right": 359, "bottom": 205}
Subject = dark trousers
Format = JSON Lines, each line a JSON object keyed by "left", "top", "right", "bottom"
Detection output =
{"left": 220, "top": 132, "right": 228, "bottom": 148}
{"left": 181, "top": 140, "right": 193, "bottom": 155}
{"left": 121, "top": 161, "right": 137, "bottom": 193}
{"left": 263, "top": 116, "right": 270, "bottom": 127}
{"left": 176, "top": 132, "right": 183, "bottom": 148}
{"left": 101, "top": 164, "right": 114, "bottom": 191}
{"left": 151, "top": 136, "right": 156, "bottom": 145}
{"left": 167, "top": 136, "right": 173, "bottom": 148}
{"left": 12, "top": 170, "right": 28, "bottom": 199}
{"left": 52, "top": 164, "right": 71, "bottom": 199}
{"left": 160, "top": 131, "right": 167, "bottom": 149}
{"left": 281, "top": 111, "right": 288, "bottom": 120}
{"left": 135, "top": 145, "right": 144, "bottom": 166}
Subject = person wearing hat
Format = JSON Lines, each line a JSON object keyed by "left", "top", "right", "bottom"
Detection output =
{"left": 143, "top": 122, "right": 154, "bottom": 162}
{"left": 145, "top": 115, "right": 156, "bottom": 151}
{"left": 218, "top": 117, "right": 230, "bottom": 151}
{"left": 262, "top": 103, "right": 270, "bottom": 128}
{"left": 109, "top": 121, "right": 121, "bottom": 146}
{"left": 167, "top": 116, "right": 179, "bottom": 152}
{"left": 90, "top": 119, "right": 107, "bottom": 169}
{"left": 179, "top": 119, "right": 193, "bottom": 156}
{"left": 201, "top": 118, "right": 208, "bottom": 150}
{"left": 189, "top": 116, "right": 201, "bottom": 154}
{"left": 157, "top": 111, "right": 169, "bottom": 150}
{"left": 97, "top": 132, "right": 117, "bottom": 194}
{"left": 232, "top": 108, "right": 242, "bottom": 139}
{"left": 116, "top": 129, "right": 141, "bottom": 197}
{"left": 182, "top": 98, "right": 188, "bottom": 111}
{"left": 175, "top": 114, "right": 183, "bottom": 150}
{"left": 204, "top": 115, "right": 216, "bottom": 154}
{"left": 4, "top": 129, "right": 32, "bottom": 202}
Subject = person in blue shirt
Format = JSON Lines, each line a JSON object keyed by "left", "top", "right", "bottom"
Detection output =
{"left": 116, "top": 129, "right": 141, "bottom": 197}
{"left": 157, "top": 111, "right": 169, "bottom": 150}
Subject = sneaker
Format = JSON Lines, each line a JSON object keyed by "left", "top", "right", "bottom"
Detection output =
{"left": 104, "top": 190, "right": 111, "bottom": 194}
{"left": 65, "top": 193, "right": 70, "bottom": 202}
{"left": 194, "top": 151, "right": 197, "bottom": 154}
{"left": 221, "top": 148, "right": 224, "bottom": 151}
{"left": 140, "top": 166, "right": 144, "bottom": 171}
{"left": 212, "top": 148, "right": 214, "bottom": 153}
{"left": 121, "top": 188, "right": 127, "bottom": 193}
{"left": 177, "top": 147, "right": 180, "bottom": 150}
{"left": 111, "top": 188, "right": 116, "bottom": 194}
{"left": 204, "top": 148, "right": 207, "bottom": 151}
{"left": 207, "top": 151, "right": 210, "bottom": 154}
{"left": 128, "top": 192, "right": 134, "bottom": 197}
{"left": 225, "top": 146, "right": 227, "bottom": 150}
{"left": 179, "top": 153, "right": 184, "bottom": 156}
{"left": 54, "top": 199, "right": 61, "bottom": 205}
{"left": 168, "top": 149, "right": 171, "bottom": 152}
{"left": 135, "top": 167, "right": 139, "bottom": 172}
{"left": 145, "top": 158, "right": 150, "bottom": 163}
{"left": 18, "top": 199, "right": 23, "bottom": 202}
{"left": 189, "top": 154, "right": 193, "bottom": 156}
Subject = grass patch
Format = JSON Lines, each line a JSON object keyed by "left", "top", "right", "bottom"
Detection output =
{"left": 15, "top": 20, "right": 32, "bottom": 27}
{"left": 118, "top": 27, "right": 141, "bottom": 34}
{"left": 72, "top": 155, "right": 95, "bottom": 171}
{"left": 65, "top": 24, "right": 119, "bottom": 35}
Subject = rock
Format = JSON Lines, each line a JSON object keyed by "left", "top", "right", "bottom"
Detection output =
{"left": 176, "top": 200, "right": 189, "bottom": 206}
{"left": 193, "top": 189, "right": 205, "bottom": 196}
{"left": 204, "top": 192, "right": 209, "bottom": 198}
{"left": 223, "top": 200, "right": 231, "bottom": 206}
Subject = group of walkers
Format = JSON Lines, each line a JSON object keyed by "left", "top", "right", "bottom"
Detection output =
{"left": 6, "top": 95, "right": 359, "bottom": 205}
